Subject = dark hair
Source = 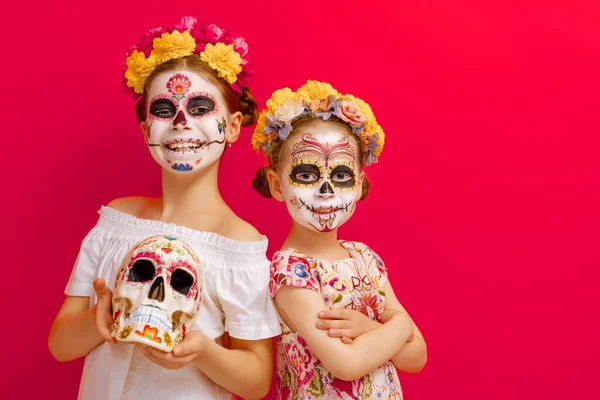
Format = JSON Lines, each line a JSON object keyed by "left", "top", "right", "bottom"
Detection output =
{"left": 135, "top": 55, "right": 257, "bottom": 125}
{"left": 252, "top": 116, "right": 371, "bottom": 200}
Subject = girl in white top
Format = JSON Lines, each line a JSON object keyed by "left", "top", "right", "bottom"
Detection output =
{"left": 48, "top": 17, "right": 280, "bottom": 400}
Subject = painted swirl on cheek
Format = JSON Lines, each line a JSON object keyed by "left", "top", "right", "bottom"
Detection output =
{"left": 217, "top": 117, "right": 227, "bottom": 135}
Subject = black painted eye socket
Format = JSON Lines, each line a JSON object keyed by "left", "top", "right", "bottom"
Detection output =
{"left": 150, "top": 99, "right": 176, "bottom": 119}
{"left": 129, "top": 259, "right": 156, "bottom": 282}
{"left": 330, "top": 165, "right": 355, "bottom": 188}
{"left": 187, "top": 96, "right": 216, "bottom": 116}
{"left": 170, "top": 268, "right": 195, "bottom": 296}
{"left": 291, "top": 164, "right": 321, "bottom": 185}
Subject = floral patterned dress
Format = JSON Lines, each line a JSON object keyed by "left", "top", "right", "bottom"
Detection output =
{"left": 270, "top": 241, "right": 403, "bottom": 400}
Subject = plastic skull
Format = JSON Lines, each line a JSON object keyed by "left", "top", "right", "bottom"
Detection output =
{"left": 110, "top": 235, "right": 202, "bottom": 352}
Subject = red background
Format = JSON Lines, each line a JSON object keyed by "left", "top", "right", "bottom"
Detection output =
{"left": 2, "top": 1, "right": 599, "bottom": 398}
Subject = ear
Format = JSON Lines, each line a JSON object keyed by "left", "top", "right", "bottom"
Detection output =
{"left": 266, "top": 169, "right": 285, "bottom": 202}
{"left": 140, "top": 121, "right": 149, "bottom": 144}
{"left": 226, "top": 111, "right": 243, "bottom": 145}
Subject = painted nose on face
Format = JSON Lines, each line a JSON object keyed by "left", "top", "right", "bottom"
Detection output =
{"left": 318, "top": 181, "right": 335, "bottom": 198}
{"left": 173, "top": 110, "right": 187, "bottom": 127}
{"left": 148, "top": 276, "right": 165, "bottom": 302}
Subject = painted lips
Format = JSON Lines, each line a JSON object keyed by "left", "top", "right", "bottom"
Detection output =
{"left": 163, "top": 138, "right": 206, "bottom": 153}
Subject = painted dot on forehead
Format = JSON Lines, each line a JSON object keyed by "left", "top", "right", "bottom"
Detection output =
{"left": 167, "top": 73, "right": 192, "bottom": 96}
{"left": 149, "top": 70, "right": 225, "bottom": 107}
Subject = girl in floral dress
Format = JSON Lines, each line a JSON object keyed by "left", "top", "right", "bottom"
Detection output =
{"left": 251, "top": 81, "right": 427, "bottom": 399}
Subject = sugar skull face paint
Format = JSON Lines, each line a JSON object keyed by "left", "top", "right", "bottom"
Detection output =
{"left": 145, "top": 70, "right": 228, "bottom": 173}
{"left": 280, "top": 128, "right": 362, "bottom": 232}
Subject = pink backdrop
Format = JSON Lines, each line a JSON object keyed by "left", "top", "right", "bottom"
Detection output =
{"left": 3, "top": 1, "right": 599, "bottom": 398}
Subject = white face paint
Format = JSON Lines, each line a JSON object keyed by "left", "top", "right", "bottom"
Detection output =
{"left": 280, "top": 127, "right": 362, "bottom": 233}
{"left": 145, "top": 70, "right": 229, "bottom": 173}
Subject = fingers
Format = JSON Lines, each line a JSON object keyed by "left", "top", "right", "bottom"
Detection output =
{"left": 327, "top": 329, "right": 354, "bottom": 339}
{"left": 316, "top": 319, "right": 351, "bottom": 330}
{"left": 94, "top": 305, "right": 115, "bottom": 343}
{"left": 341, "top": 336, "right": 353, "bottom": 344}
{"left": 93, "top": 279, "right": 116, "bottom": 343}
{"left": 318, "top": 309, "right": 350, "bottom": 320}
{"left": 138, "top": 344, "right": 198, "bottom": 370}
{"left": 173, "top": 331, "right": 204, "bottom": 357}
{"left": 93, "top": 278, "right": 111, "bottom": 299}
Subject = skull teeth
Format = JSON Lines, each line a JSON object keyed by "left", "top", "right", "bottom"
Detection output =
{"left": 129, "top": 306, "right": 171, "bottom": 331}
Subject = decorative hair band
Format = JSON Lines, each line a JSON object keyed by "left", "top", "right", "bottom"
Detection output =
{"left": 252, "top": 80, "right": 385, "bottom": 165}
{"left": 122, "top": 16, "right": 252, "bottom": 99}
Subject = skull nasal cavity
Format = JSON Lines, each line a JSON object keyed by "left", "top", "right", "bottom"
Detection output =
{"left": 319, "top": 181, "right": 334, "bottom": 194}
{"left": 149, "top": 276, "right": 165, "bottom": 302}
{"left": 173, "top": 110, "right": 187, "bottom": 126}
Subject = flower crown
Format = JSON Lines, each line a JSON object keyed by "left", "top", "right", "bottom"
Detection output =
{"left": 122, "top": 16, "right": 252, "bottom": 99}
{"left": 252, "top": 80, "right": 385, "bottom": 165}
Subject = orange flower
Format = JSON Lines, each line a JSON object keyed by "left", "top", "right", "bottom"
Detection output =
{"left": 135, "top": 324, "right": 162, "bottom": 344}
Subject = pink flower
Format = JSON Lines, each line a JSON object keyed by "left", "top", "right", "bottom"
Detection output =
{"left": 137, "top": 27, "right": 167, "bottom": 56}
{"left": 190, "top": 21, "right": 219, "bottom": 46}
{"left": 174, "top": 16, "right": 198, "bottom": 31}
{"left": 283, "top": 338, "right": 314, "bottom": 386}
{"left": 209, "top": 24, "right": 224, "bottom": 40}
{"left": 167, "top": 73, "right": 192, "bottom": 95}
{"left": 328, "top": 277, "right": 347, "bottom": 292}
{"left": 331, "top": 376, "right": 357, "bottom": 397}
{"left": 338, "top": 100, "right": 367, "bottom": 127}
{"left": 233, "top": 37, "right": 249, "bottom": 57}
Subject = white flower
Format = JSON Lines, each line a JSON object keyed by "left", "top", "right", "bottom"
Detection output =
{"left": 273, "top": 100, "right": 304, "bottom": 123}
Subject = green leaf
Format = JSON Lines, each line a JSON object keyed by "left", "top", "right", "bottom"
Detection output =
{"left": 306, "top": 373, "right": 325, "bottom": 397}
{"left": 333, "top": 293, "right": 344, "bottom": 304}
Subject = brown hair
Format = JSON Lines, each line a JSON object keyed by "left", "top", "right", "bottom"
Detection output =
{"left": 135, "top": 55, "right": 257, "bottom": 125}
{"left": 252, "top": 116, "right": 371, "bottom": 200}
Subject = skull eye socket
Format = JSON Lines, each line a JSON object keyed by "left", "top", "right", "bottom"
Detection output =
{"left": 170, "top": 268, "right": 194, "bottom": 296}
{"left": 128, "top": 259, "right": 156, "bottom": 282}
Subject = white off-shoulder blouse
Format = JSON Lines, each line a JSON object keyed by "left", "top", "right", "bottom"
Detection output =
{"left": 65, "top": 206, "right": 281, "bottom": 400}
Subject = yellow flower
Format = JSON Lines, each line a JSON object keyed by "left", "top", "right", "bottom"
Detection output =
{"left": 119, "top": 325, "right": 133, "bottom": 339}
{"left": 124, "top": 50, "right": 158, "bottom": 94}
{"left": 365, "top": 116, "right": 378, "bottom": 135}
{"left": 200, "top": 43, "right": 242, "bottom": 84}
{"left": 163, "top": 332, "right": 173, "bottom": 347}
{"left": 151, "top": 30, "right": 196, "bottom": 65}
{"left": 252, "top": 113, "right": 269, "bottom": 152}
{"left": 297, "top": 80, "right": 339, "bottom": 103}
{"left": 266, "top": 88, "right": 297, "bottom": 113}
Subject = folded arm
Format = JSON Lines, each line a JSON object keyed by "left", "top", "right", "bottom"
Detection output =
{"left": 275, "top": 285, "right": 413, "bottom": 381}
